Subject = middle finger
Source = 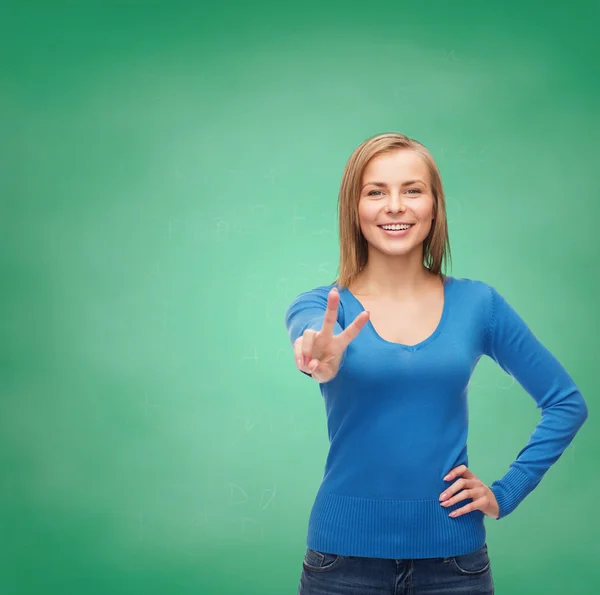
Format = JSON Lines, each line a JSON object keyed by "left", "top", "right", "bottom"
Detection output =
{"left": 440, "top": 478, "right": 468, "bottom": 501}
{"left": 441, "top": 488, "right": 477, "bottom": 507}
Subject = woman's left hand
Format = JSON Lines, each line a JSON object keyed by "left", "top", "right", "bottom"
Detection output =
{"left": 439, "top": 464, "right": 500, "bottom": 519}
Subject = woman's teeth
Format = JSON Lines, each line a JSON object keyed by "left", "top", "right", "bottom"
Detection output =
{"left": 381, "top": 224, "right": 413, "bottom": 230}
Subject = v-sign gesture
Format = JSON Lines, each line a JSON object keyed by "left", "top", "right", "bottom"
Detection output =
{"left": 293, "top": 287, "right": 370, "bottom": 383}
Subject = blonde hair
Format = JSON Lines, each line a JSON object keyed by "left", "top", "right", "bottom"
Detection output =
{"left": 332, "top": 132, "right": 452, "bottom": 290}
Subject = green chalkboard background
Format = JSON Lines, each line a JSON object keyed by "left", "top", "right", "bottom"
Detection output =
{"left": 3, "top": 0, "right": 598, "bottom": 593}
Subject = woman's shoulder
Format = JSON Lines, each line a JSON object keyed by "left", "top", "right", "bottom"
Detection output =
{"left": 285, "top": 282, "right": 344, "bottom": 314}
{"left": 289, "top": 281, "right": 338, "bottom": 300}
{"left": 446, "top": 275, "right": 496, "bottom": 303}
{"left": 447, "top": 274, "right": 489, "bottom": 288}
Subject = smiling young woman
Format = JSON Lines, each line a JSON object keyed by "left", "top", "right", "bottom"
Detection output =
{"left": 285, "top": 132, "right": 588, "bottom": 595}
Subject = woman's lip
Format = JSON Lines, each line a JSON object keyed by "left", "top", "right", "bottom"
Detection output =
{"left": 378, "top": 224, "right": 414, "bottom": 236}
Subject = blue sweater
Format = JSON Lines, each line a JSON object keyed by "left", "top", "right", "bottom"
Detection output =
{"left": 284, "top": 275, "right": 588, "bottom": 559}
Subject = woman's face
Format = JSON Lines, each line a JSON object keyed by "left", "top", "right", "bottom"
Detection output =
{"left": 358, "top": 149, "right": 435, "bottom": 257}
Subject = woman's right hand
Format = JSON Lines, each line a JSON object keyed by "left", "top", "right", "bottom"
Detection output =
{"left": 293, "top": 287, "right": 370, "bottom": 383}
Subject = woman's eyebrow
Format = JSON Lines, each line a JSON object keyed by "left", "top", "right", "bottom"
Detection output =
{"left": 362, "top": 179, "right": 426, "bottom": 189}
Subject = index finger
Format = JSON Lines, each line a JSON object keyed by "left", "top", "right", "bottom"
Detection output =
{"left": 444, "top": 465, "right": 470, "bottom": 481}
{"left": 319, "top": 287, "right": 341, "bottom": 336}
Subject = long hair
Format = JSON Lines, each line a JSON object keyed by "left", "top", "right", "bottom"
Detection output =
{"left": 332, "top": 132, "right": 452, "bottom": 290}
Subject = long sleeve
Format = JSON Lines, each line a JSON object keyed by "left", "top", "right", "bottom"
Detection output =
{"left": 284, "top": 286, "right": 347, "bottom": 377}
{"left": 483, "top": 284, "right": 588, "bottom": 519}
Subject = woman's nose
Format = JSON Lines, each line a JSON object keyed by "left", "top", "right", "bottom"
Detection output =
{"left": 386, "top": 194, "right": 406, "bottom": 212}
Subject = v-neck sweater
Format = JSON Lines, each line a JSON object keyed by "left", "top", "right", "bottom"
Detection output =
{"left": 284, "top": 275, "right": 588, "bottom": 559}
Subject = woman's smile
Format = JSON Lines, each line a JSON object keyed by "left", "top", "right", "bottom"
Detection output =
{"left": 378, "top": 224, "right": 415, "bottom": 237}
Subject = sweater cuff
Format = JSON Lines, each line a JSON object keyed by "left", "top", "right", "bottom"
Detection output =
{"left": 490, "top": 466, "right": 540, "bottom": 520}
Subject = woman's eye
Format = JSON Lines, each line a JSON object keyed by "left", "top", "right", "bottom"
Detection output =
{"left": 367, "top": 189, "right": 421, "bottom": 196}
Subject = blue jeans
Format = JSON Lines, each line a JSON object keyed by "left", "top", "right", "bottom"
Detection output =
{"left": 298, "top": 542, "right": 494, "bottom": 594}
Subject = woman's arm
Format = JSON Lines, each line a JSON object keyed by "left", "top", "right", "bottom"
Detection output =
{"left": 483, "top": 284, "right": 588, "bottom": 519}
